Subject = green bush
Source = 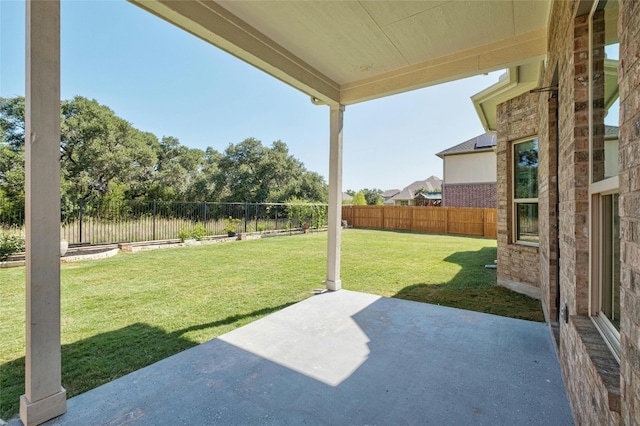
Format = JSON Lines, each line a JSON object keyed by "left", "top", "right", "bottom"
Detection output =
{"left": 286, "top": 198, "right": 327, "bottom": 229}
{"left": 178, "top": 222, "right": 207, "bottom": 242}
{"left": 0, "top": 229, "right": 25, "bottom": 261}
{"left": 222, "top": 217, "right": 242, "bottom": 234}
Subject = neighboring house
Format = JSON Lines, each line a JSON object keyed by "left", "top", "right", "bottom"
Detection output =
{"left": 436, "top": 133, "right": 497, "bottom": 208}
{"left": 341, "top": 192, "right": 352, "bottom": 204}
{"left": 384, "top": 176, "right": 442, "bottom": 206}
{"left": 381, "top": 189, "right": 400, "bottom": 204}
{"left": 414, "top": 192, "right": 442, "bottom": 207}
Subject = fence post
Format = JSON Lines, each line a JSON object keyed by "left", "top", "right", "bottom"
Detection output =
{"left": 255, "top": 204, "right": 258, "bottom": 232}
{"left": 78, "top": 197, "right": 83, "bottom": 243}
{"left": 244, "top": 202, "right": 248, "bottom": 233}
{"left": 152, "top": 200, "right": 157, "bottom": 241}
{"left": 444, "top": 207, "right": 449, "bottom": 235}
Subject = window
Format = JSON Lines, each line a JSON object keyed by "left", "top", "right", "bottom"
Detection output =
{"left": 589, "top": 0, "right": 620, "bottom": 361}
{"left": 513, "top": 138, "right": 539, "bottom": 244}
{"left": 591, "top": 192, "right": 621, "bottom": 360}
{"left": 591, "top": 0, "right": 619, "bottom": 183}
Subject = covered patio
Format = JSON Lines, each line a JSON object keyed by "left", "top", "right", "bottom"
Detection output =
{"left": 19, "top": 1, "right": 559, "bottom": 424}
{"left": 22, "top": 290, "right": 572, "bottom": 425}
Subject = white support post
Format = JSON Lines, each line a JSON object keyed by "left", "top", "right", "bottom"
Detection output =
{"left": 20, "top": 1, "right": 67, "bottom": 425}
{"left": 325, "top": 104, "right": 344, "bottom": 291}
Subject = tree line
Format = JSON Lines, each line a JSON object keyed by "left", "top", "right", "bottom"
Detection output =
{"left": 0, "top": 96, "right": 328, "bottom": 213}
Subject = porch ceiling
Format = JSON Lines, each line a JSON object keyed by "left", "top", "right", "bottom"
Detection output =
{"left": 128, "top": 0, "right": 551, "bottom": 105}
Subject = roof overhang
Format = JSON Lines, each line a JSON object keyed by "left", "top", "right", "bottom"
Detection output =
{"left": 471, "top": 61, "right": 544, "bottom": 133}
{"left": 129, "top": 0, "right": 551, "bottom": 106}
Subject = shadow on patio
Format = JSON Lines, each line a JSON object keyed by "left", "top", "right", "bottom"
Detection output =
{"left": 19, "top": 290, "right": 573, "bottom": 425}
{"left": 1, "top": 304, "right": 294, "bottom": 422}
{"left": 394, "top": 246, "right": 544, "bottom": 322}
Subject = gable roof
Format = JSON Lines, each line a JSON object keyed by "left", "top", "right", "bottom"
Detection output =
{"left": 387, "top": 188, "right": 415, "bottom": 203}
{"left": 436, "top": 133, "right": 497, "bottom": 158}
{"left": 384, "top": 177, "right": 443, "bottom": 204}
{"left": 404, "top": 179, "right": 441, "bottom": 193}
{"left": 382, "top": 189, "right": 400, "bottom": 199}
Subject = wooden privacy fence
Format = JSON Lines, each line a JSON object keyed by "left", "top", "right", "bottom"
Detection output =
{"left": 342, "top": 205, "right": 497, "bottom": 238}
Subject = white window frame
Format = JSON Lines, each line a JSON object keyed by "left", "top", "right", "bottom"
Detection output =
{"left": 589, "top": 185, "right": 621, "bottom": 362}
{"left": 588, "top": 0, "right": 620, "bottom": 362}
{"left": 512, "top": 137, "right": 539, "bottom": 246}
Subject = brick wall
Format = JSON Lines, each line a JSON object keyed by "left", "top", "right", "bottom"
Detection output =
{"left": 442, "top": 183, "right": 496, "bottom": 208}
{"left": 618, "top": 0, "right": 640, "bottom": 423}
{"left": 496, "top": 92, "right": 540, "bottom": 289}
{"left": 537, "top": 88, "right": 560, "bottom": 322}
{"left": 492, "top": 0, "right": 640, "bottom": 423}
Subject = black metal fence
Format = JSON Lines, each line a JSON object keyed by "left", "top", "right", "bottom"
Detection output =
{"left": 0, "top": 197, "right": 328, "bottom": 245}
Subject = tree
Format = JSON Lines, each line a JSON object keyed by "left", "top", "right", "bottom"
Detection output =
{"left": 1, "top": 96, "right": 326, "bottom": 207}
{"left": 60, "top": 96, "right": 160, "bottom": 203}
{"left": 351, "top": 191, "right": 367, "bottom": 205}
{"left": 362, "top": 188, "right": 383, "bottom": 205}
{"left": 0, "top": 97, "right": 25, "bottom": 207}
{"left": 0, "top": 96, "right": 25, "bottom": 150}
{"left": 214, "top": 138, "right": 327, "bottom": 203}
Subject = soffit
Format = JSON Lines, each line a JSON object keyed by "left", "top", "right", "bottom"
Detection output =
{"left": 472, "top": 61, "right": 544, "bottom": 133}
{"left": 130, "top": 0, "right": 551, "bottom": 106}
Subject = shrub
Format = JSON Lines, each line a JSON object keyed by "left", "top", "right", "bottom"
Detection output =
{"left": 191, "top": 223, "right": 206, "bottom": 241}
{"left": 222, "top": 217, "right": 242, "bottom": 234}
{"left": 286, "top": 198, "right": 327, "bottom": 230}
{"left": 0, "top": 229, "right": 25, "bottom": 261}
{"left": 177, "top": 222, "right": 207, "bottom": 242}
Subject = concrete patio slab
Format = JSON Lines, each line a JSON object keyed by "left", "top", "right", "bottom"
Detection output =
{"left": 33, "top": 290, "right": 572, "bottom": 425}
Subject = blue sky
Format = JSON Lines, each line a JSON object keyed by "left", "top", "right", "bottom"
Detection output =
{"left": 1, "top": 0, "right": 501, "bottom": 192}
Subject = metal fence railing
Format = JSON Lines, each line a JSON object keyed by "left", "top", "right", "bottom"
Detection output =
{"left": 0, "top": 197, "right": 328, "bottom": 245}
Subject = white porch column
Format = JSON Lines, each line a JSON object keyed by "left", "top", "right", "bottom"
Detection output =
{"left": 325, "top": 104, "right": 344, "bottom": 291}
{"left": 20, "top": 1, "right": 67, "bottom": 425}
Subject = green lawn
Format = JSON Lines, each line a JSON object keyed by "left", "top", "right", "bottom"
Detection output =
{"left": 0, "top": 229, "right": 542, "bottom": 419}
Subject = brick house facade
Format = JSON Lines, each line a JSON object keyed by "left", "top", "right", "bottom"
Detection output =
{"left": 492, "top": 0, "right": 640, "bottom": 423}
{"left": 442, "top": 183, "right": 496, "bottom": 208}
{"left": 437, "top": 134, "right": 497, "bottom": 208}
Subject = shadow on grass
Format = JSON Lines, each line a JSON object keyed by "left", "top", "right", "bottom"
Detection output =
{"left": 0, "top": 302, "right": 294, "bottom": 420}
{"left": 392, "top": 246, "right": 544, "bottom": 323}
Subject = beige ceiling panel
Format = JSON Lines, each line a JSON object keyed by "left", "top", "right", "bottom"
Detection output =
{"left": 340, "top": 54, "right": 482, "bottom": 104}
{"left": 341, "top": 27, "right": 546, "bottom": 104}
{"left": 359, "top": 1, "right": 447, "bottom": 27}
{"left": 513, "top": 1, "right": 552, "bottom": 33}
{"left": 383, "top": 0, "right": 515, "bottom": 64}
{"left": 217, "top": 1, "right": 408, "bottom": 83}
{"left": 475, "top": 29, "right": 546, "bottom": 69}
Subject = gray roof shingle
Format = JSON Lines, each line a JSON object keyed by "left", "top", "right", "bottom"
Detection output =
{"left": 436, "top": 133, "right": 497, "bottom": 158}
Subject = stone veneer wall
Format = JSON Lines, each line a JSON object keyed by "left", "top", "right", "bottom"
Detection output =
{"left": 619, "top": 1, "right": 640, "bottom": 424}
{"left": 442, "top": 183, "right": 496, "bottom": 208}
{"left": 496, "top": 92, "right": 540, "bottom": 289}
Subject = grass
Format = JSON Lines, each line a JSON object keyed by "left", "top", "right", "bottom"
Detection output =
{"left": 0, "top": 229, "right": 542, "bottom": 420}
